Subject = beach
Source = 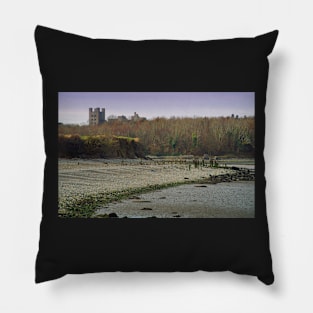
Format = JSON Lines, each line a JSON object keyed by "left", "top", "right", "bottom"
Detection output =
{"left": 58, "top": 158, "right": 254, "bottom": 218}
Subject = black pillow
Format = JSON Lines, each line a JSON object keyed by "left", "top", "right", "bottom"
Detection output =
{"left": 35, "top": 25, "right": 278, "bottom": 284}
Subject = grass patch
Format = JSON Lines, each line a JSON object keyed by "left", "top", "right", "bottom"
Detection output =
{"left": 113, "top": 135, "right": 140, "bottom": 142}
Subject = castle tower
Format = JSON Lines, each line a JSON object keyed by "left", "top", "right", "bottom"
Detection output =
{"left": 89, "top": 108, "right": 94, "bottom": 125}
{"left": 89, "top": 107, "right": 106, "bottom": 126}
{"left": 101, "top": 108, "right": 105, "bottom": 122}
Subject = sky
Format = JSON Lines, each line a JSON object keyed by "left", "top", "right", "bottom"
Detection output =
{"left": 58, "top": 92, "right": 254, "bottom": 124}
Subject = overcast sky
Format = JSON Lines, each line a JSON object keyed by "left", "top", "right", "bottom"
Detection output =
{"left": 58, "top": 92, "right": 254, "bottom": 124}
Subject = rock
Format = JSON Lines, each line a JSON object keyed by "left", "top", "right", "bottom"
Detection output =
{"left": 195, "top": 185, "right": 207, "bottom": 187}
{"left": 108, "top": 212, "right": 118, "bottom": 218}
{"left": 173, "top": 215, "right": 181, "bottom": 218}
{"left": 141, "top": 208, "right": 152, "bottom": 210}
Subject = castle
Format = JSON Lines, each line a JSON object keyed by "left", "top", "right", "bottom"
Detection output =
{"left": 89, "top": 108, "right": 105, "bottom": 126}
{"left": 89, "top": 108, "right": 146, "bottom": 125}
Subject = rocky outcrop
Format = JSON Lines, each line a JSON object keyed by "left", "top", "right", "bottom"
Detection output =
{"left": 208, "top": 168, "right": 255, "bottom": 183}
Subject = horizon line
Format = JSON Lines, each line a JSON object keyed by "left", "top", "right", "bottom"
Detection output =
{"left": 59, "top": 114, "right": 255, "bottom": 125}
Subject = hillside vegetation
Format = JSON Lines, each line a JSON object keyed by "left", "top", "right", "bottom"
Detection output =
{"left": 59, "top": 135, "right": 145, "bottom": 159}
{"left": 59, "top": 116, "right": 254, "bottom": 158}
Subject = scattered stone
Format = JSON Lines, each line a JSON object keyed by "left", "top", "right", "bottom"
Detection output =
{"left": 129, "top": 195, "right": 141, "bottom": 199}
{"left": 141, "top": 207, "right": 152, "bottom": 210}
{"left": 195, "top": 185, "right": 207, "bottom": 187}
{"left": 132, "top": 200, "right": 151, "bottom": 203}
{"left": 159, "top": 196, "right": 166, "bottom": 199}
{"left": 173, "top": 215, "right": 181, "bottom": 218}
{"left": 184, "top": 177, "right": 189, "bottom": 180}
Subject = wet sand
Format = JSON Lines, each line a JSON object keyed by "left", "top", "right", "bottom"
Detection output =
{"left": 95, "top": 181, "right": 255, "bottom": 218}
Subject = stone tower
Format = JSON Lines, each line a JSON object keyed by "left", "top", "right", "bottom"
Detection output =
{"left": 89, "top": 108, "right": 105, "bottom": 126}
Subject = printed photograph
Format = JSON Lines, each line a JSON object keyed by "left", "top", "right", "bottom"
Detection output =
{"left": 58, "top": 92, "right": 255, "bottom": 218}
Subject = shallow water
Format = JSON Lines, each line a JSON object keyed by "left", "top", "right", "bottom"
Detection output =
{"left": 95, "top": 181, "right": 255, "bottom": 218}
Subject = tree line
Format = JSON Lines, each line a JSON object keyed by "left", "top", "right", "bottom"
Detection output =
{"left": 59, "top": 116, "right": 255, "bottom": 157}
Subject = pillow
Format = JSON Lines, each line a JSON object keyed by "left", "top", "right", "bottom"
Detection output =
{"left": 35, "top": 25, "right": 278, "bottom": 285}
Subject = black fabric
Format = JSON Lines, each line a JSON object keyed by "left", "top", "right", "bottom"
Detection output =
{"left": 35, "top": 25, "right": 278, "bottom": 284}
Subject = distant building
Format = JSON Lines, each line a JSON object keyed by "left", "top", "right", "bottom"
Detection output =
{"left": 117, "top": 115, "right": 128, "bottom": 121}
{"left": 89, "top": 108, "right": 105, "bottom": 126}
{"left": 108, "top": 115, "right": 128, "bottom": 122}
{"left": 131, "top": 112, "right": 146, "bottom": 122}
{"left": 107, "top": 115, "right": 117, "bottom": 123}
